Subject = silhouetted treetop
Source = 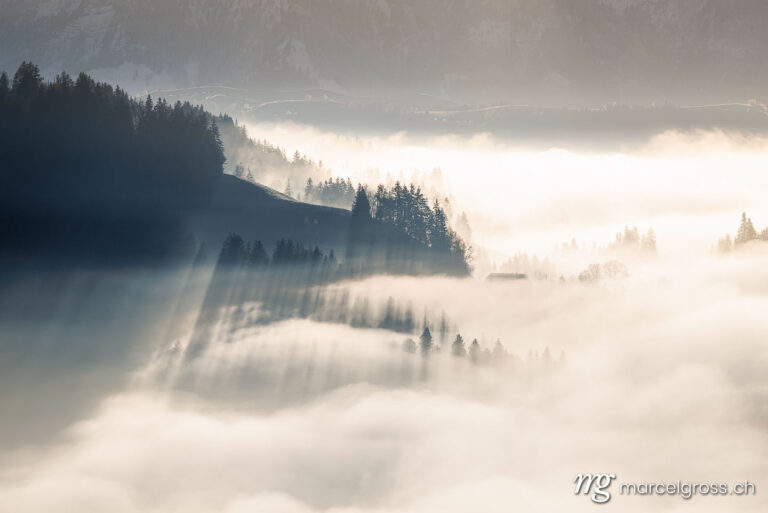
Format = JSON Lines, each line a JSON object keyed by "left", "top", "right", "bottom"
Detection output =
{"left": 717, "top": 212, "right": 768, "bottom": 252}
{"left": 1, "top": 62, "right": 224, "bottom": 208}
{"left": 736, "top": 212, "right": 758, "bottom": 245}
{"left": 0, "top": 62, "right": 226, "bottom": 265}
{"left": 303, "top": 177, "right": 356, "bottom": 208}
{"left": 351, "top": 185, "right": 373, "bottom": 220}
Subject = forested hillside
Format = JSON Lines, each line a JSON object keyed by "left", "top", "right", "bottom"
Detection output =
{"left": 0, "top": 63, "right": 470, "bottom": 275}
{"left": 0, "top": 62, "right": 224, "bottom": 266}
{"left": 216, "top": 115, "right": 327, "bottom": 193}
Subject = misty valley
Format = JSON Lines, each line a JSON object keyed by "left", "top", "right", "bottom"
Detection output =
{"left": 3, "top": 6, "right": 768, "bottom": 508}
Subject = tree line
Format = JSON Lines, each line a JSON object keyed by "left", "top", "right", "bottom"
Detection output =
{"left": 217, "top": 233, "right": 338, "bottom": 268}
{"left": 350, "top": 184, "right": 471, "bottom": 273}
{"left": 404, "top": 325, "right": 565, "bottom": 370}
{"left": 610, "top": 226, "right": 657, "bottom": 254}
{"left": 717, "top": 212, "right": 768, "bottom": 252}
{"left": 0, "top": 62, "right": 225, "bottom": 266}
{"left": 302, "top": 177, "right": 357, "bottom": 208}
{"left": 302, "top": 178, "right": 471, "bottom": 272}
{"left": 216, "top": 114, "right": 325, "bottom": 195}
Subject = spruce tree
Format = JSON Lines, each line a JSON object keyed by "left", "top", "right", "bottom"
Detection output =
{"left": 218, "top": 233, "right": 246, "bottom": 266}
{"left": 492, "top": 340, "right": 507, "bottom": 361}
{"left": 736, "top": 212, "right": 757, "bottom": 244}
{"left": 451, "top": 334, "right": 466, "bottom": 357}
{"left": 419, "top": 326, "right": 433, "bottom": 356}
{"left": 246, "top": 240, "right": 268, "bottom": 266}
{"left": 641, "top": 227, "right": 657, "bottom": 253}
{"left": 11, "top": 61, "right": 42, "bottom": 98}
{"left": 469, "top": 339, "right": 481, "bottom": 363}
{"left": 717, "top": 234, "right": 732, "bottom": 253}
{"left": 351, "top": 185, "right": 372, "bottom": 219}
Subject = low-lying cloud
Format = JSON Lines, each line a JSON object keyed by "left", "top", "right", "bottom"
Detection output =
{"left": 244, "top": 123, "right": 768, "bottom": 257}
{"left": 2, "top": 248, "right": 768, "bottom": 512}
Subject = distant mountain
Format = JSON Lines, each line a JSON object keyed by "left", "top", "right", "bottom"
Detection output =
{"left": 2, "top": 0, "right": 767, "bottom": 105}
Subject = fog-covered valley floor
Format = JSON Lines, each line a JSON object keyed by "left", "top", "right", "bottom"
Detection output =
{"left": 2, "top": 130, "right": 768, "bottom": 512}
{"left": 247, "top": 124, "right": 768, "bottom": 259}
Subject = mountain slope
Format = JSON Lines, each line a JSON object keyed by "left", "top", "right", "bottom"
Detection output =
{"left": 2, "top": 0, "right": 768, "bottom": 104}
{"left": 190, "top": 174, "right": 352, "bottom": 254}
{"left": 193, "top": 175, "right": 469, "bottom": 276}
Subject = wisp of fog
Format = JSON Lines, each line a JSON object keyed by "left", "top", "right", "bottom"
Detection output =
{"left": 2, "top": 129, "right": 768, "bottom": 513}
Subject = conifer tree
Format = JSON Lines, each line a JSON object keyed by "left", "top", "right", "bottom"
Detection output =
{"left": 492, "top": 340, "right": 507, "bottom": 361}
{"left": 736, "top": 212, "right": 757, "bottom": 244}
{"left": 0, "top": 63, "right": 226, "bottom": 263}
{"left": 469, "top": 339, "right": 481, "bottom": 363}
{"left": 219, "top": 233, "right": 246, "bottom": 266}
{"left": 717, "top": 234, "right": 733, "bottom": 253}
{"left": 246, "top": 240, "right": 269, "bottom": 266}
{"left": 451, "top": 334, "right": 466, "bottom": 357}
{"left": 641, "top": 227, "right": 657, "bottom": 253}
{"left": 11, "top": 61, "right": 42, "bottom": 98}
{"left": 351, "top": 185, "right": 372, "bottom": 219}
{"left": 419, "top": 326, "right": 433, "bottom": 356}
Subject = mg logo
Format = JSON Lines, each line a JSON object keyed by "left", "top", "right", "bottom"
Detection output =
{"left": 574, "top": 473, "right": 617, "bottom": 504}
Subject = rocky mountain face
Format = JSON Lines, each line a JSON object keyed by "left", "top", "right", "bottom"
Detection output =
{"left": 1, "top": 0, "right": 767, "bottom": 104}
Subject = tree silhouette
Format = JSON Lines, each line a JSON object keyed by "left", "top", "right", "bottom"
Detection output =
{"left": 351, "top": 181, "right": 471, "bottom": 273}
{"left": 304, "top": 177, "right": 356, "bottom": 208}
{"left": 492, "top": 340, "right": 508, "bottom": 362}
{"left": 218, "top": 233, "right": 246, "bottom": 266}
{"left": 304, "top": 177, "right": 314, "bottom": 199}
{"left": 641, "top": 228, "right": 657, "bottom": 253}
{"left": 717, "top": 233, "right": 733, "bottom": 253}
{"left": 0, "top": 62, "right": 226, "bottom": 265}
{"left": 11, "top": 61, "right": 42, "bottom": 99}
{"left": 351, "top": 185, "right": 372, "bottom": 220}
{"left": 419, "top": 326, "right": 433, "bottom": 356}
{"left": 451, "top": 334, "right": 466, "bottom": 357}
{"left": 245, "top": 240, "right": 269, "bottom": 267}
{"left": 736, "top": 212, "right": 757, "bottom": 244}
{"left": 469, "top": 339, "right": 481, "bottom": 363}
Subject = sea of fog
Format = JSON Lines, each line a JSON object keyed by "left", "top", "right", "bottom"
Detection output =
{"left": 1, "top": 129, "right": 768, "bottom": 512}
{"left": 245, "top": 123, "right": 768, "bottom": 259}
